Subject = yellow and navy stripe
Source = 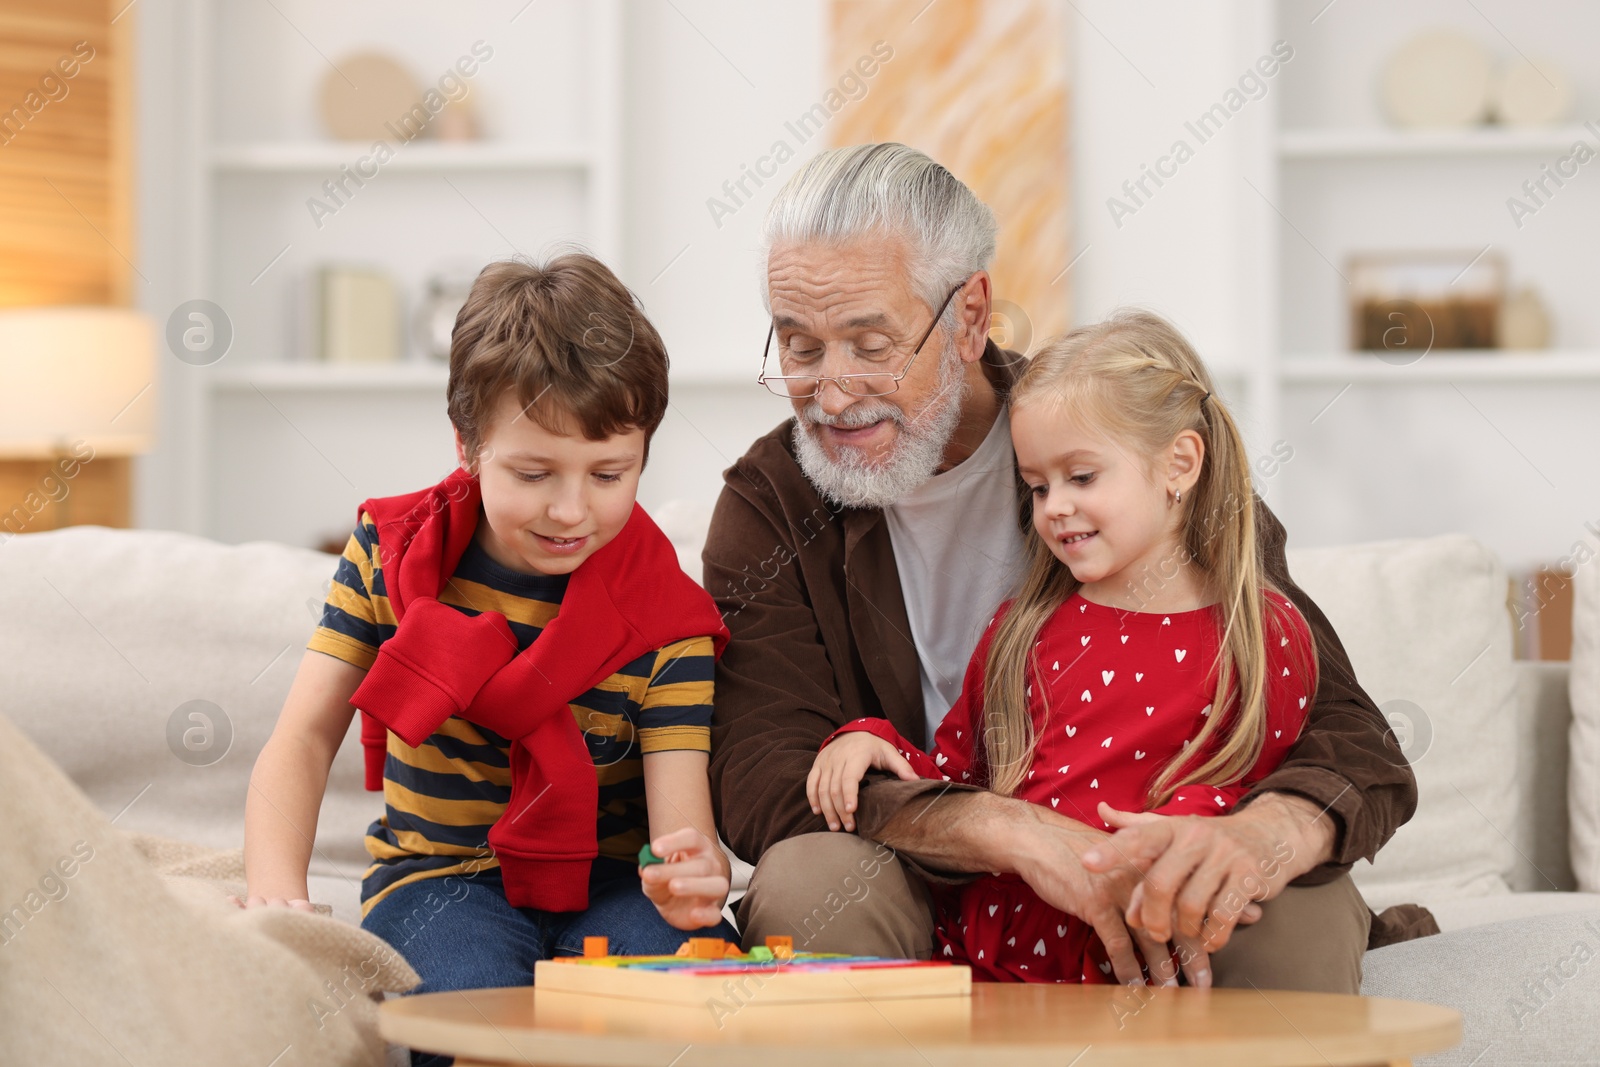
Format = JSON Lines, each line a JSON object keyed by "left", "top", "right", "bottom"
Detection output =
{"left": 307, "top": 511, "right": 715, "bottom": 917}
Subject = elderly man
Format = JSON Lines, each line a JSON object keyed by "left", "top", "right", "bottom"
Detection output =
{"left": 705, "top": 142, "right": 1436, "bottom": 991}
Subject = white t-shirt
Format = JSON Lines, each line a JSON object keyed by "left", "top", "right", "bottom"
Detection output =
{"left": 884, "top": 407, "right": 1030, "bottom": 743}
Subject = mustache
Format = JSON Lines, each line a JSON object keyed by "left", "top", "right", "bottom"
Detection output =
{"left": 799, "top": 399, "right": 905, "bottom": 429}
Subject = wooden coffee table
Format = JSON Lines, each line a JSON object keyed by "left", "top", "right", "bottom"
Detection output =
{"left": 380, "top": 983, "right": 1460, "bottom": 1066}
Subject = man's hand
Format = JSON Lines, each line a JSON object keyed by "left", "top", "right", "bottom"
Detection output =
{"left": 639, "top": 827, "right": 732, "bottom": 931}
{"left": 806, "top": 732, "right": 920, "bottom": 832}
{"left": 1013, "top": 817, "right": 1216, "bottom": 987}
{"left": 1080, "top": 793, "right": 1334, "bottom": 951}
{"left": 862, "top": 783, "right": 1215, "bottom": 986}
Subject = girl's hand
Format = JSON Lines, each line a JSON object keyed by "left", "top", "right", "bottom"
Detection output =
{"left": 806, "top": 731, "right": 920, "bottom": 833}
{"left": 225, "top": 892, "right": 317, "bottom": 913}
{"left": 638, "top": 826, "right": 731, "bottom": 931}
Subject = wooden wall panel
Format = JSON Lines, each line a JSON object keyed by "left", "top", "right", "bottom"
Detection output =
{"left": 829, "top": 0, "right": 1073, "bottom": 349}
{"left": 0, "top": 0, "right": 132, "bottom": 308}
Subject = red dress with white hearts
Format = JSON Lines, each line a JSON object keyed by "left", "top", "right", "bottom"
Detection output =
{"left": 821, "top": 589, "right": 1316, "bottom": 983}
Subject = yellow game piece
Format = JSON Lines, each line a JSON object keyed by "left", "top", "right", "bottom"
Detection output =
{"left": 765, "top": 935, "right": 794, "bottom": 959}
{"left": 583, "top": 936, "right": 609, "bottom": 958}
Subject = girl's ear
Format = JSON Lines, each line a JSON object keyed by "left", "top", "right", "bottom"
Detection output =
{"left": 1167, "top": 429, "right": 1204, "bottom": 492}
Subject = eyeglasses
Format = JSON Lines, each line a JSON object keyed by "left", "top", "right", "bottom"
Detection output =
{"left": 756, "top": 279, "right": 966, "bottom": 399}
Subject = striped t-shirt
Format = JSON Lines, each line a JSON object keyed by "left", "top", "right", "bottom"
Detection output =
{"left": 307, "top": 510, "right": 716, "bottom": 917}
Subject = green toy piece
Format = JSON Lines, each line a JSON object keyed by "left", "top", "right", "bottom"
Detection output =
{"left": 637, "top": 843, "right": 665, "bottom": 867}
{"left": 747, "top": 945, "right": 774, "bottom": 962}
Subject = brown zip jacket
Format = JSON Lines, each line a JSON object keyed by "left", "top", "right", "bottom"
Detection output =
{"left": 704, "top": 339, "right": 1437, "bottom": 950}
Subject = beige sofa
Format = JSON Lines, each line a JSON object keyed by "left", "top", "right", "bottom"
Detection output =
{"left": 3, "top": 525, "right": 1597, "bottom": 1065}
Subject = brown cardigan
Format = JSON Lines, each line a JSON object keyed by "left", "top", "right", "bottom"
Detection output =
{"left": 704, "top": 339, "right": 1437, "bottom": 949}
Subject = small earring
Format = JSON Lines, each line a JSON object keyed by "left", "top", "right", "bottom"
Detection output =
{"left": 1174, "top": 488, "right": 1183, "bottom": 505}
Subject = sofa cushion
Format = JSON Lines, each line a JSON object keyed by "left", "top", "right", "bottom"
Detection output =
{"left": 0, "top": 525, "right": 752, "bottom": 926}
{"left": 0, "top": 526, "right": 374, "bottom": 883}
{"left": 1360, "top": 908, "right": 1600, "bottom": 1065}
{"left": 1572, "top": 547, "right": 1600, "bottom": 892}
{"left": 1285, "top": 535, "right": 1519, "bottom": 913}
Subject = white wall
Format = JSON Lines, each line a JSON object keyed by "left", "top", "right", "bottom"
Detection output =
{"left": 618, "top": 0, "right": 825, "bottom": 517}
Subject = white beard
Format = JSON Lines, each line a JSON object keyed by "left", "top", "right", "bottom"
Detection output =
{"left": 792, "top": 342, "right": 970, "bottom": 510}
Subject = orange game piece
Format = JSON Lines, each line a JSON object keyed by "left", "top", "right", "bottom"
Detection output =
{"left": 687, "top": 937, "right": 728, "bottom": 959}
{"left": 583, "top": 936, "right": 609, "bottom": 958}
{"left": 765, "top": 935, "right": 794, "bottom": 959}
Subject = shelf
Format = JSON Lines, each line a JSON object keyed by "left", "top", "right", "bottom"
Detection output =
{"left": 210, "top": 141, "right": 593, "bottom": 173}
{"left": 1279, "top": 351, "right": 1600, "bottom": 384}
{"left": 209, "top": 362, "right": 450, "bottom": 391}
{"left": 1278, "top": 125, "right": 1599, "bottom": 160}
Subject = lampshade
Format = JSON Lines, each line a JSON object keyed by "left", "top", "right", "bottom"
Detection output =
{"left": 0, "top": 307, "right": 157, "bottom": 458}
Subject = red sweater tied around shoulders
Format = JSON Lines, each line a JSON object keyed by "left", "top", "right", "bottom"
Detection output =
{"left": 347, "top": 465, "right": 729, "bottom": 911}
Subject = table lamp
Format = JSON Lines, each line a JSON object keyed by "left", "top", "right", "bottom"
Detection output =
{"left": 0, "top": 306, "right": 157, "bottom": 532}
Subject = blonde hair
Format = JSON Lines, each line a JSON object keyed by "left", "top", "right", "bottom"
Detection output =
{"left": 979, "top": 308, "right": 1317, "bottom": 805}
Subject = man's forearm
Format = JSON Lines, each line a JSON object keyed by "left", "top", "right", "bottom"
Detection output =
{"left": 858, "top": 778, "right": 1095, "bottom": 878}
{"left": 1234, "top": 791, "right": 1338, "bottom": 885}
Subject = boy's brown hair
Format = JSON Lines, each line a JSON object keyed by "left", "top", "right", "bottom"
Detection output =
{"left": 447, "top": 253, "right": 669, "bottom": 471}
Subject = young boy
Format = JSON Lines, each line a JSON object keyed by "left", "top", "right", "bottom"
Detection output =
{"left": 235, "top": 254, "right": 737, "bottom": 1007}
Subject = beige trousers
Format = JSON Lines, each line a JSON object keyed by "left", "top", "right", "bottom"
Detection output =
{"left": 735, "top": 831, "right": 1371, "bottom": 993}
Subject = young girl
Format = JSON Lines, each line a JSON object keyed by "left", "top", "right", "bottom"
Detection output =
{"left": 807, "top": 308, "right": 1319, "bottom": 984}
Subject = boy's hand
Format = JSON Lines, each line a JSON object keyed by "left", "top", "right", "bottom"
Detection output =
{"left": 226, "top": 892, "right": 317, "bottom": 913}
{"left": 806, "top": 731, "right": 919, "bottom": 833}
{"left": 638, "top": 827, "right": 730, "bottom": 931}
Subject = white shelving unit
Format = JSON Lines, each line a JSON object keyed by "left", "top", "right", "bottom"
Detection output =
{"left": 1239, "top": 0, "right": 1600, "bottom": 568}
{"left": 1278, "top": 124, "right": 1600, "bottom": 159}
{"left": 210, "top": 142, "right": 596, "bottom": 174}
{"left": 170, "top": 0, "right": 624, "bottom": 544}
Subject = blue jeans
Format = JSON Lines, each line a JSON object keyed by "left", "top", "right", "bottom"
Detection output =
{"left": 362, "top": 866, "right": 738, "bottom": 1066}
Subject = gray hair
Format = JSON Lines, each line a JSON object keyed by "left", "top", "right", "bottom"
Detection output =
{"left": 760, "top": 143, "right": 998, "bottom": 327}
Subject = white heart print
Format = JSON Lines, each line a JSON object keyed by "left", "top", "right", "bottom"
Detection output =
{"left": 1034, "top": 939, "right": 1047, "bottom": 956}
{"left": 1065, "top": 725, "right": 1077, "bottom": 737}
{"left": 1135, "top": 672, "right": 1144, "bottom": 682}
{"left": 1174, "top": 649, "right": 1187, "bottom": 663}
{"left": 989, "top": 904, "right": 998, "bottom": 917}
{"left": 935, "top": 753, "right": 948, "bottom": 767}
{"left": 1081, "top": 635, "right": 1090, "bottom": 646}
{"left": 1102, "top": 670, "right": 1114, "bottom": 685}
{"left": 1090, "top": 778, "right": 1098, "bottom": 788}
{"left": 1100, "top": 737, "right": 1112, "bottom": 748}
{"left": 1134, "top": 750, "right": 1146, "bottom": 759}
{"left": 1299, "top": 696, "right": 1307, "bottom": 708}
{"left": 1056, "top": 924, "right": 1068, "bottom": 937}
{"left": 1050, "top": 797, "right": 1059, "bottom": 808}
{"left": 1145, "top": 706, "right": 1154, "bottom": 716}
{"left": 1080, "top": 690, "right": 1091, "bottom": 703}
{"left": 1120, "top": 635, "right": 1129, "bottom": 644}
